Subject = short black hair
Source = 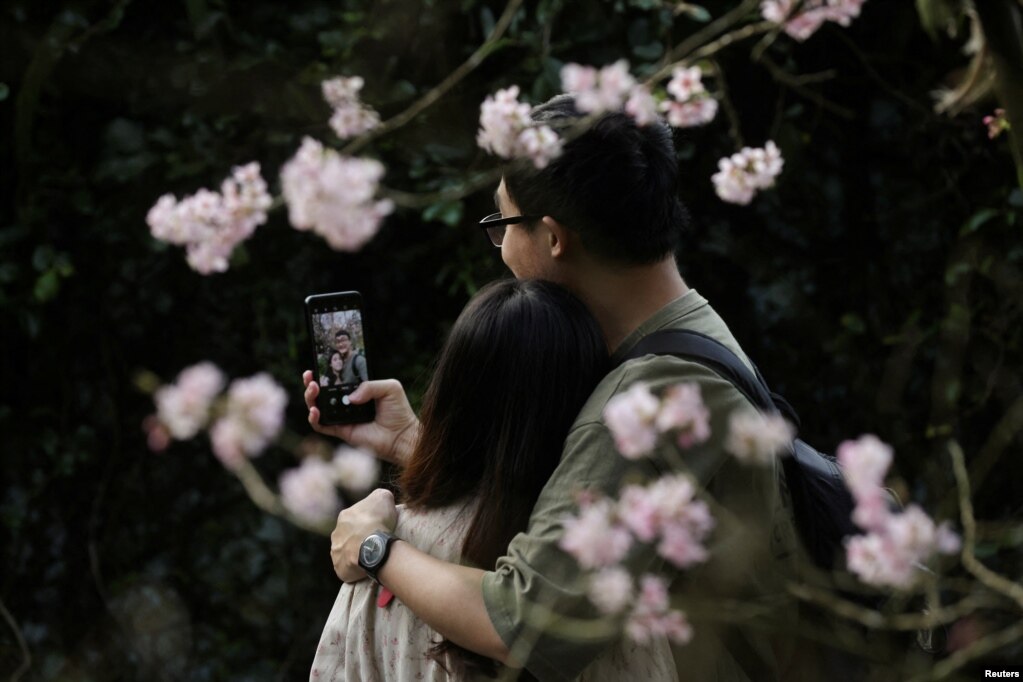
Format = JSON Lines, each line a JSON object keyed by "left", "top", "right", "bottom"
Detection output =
{"left": 334, "top": 330, "right": 351, "bottom": 340}
{"left": 503, "top": 94, "right": 689, "bottom": 265}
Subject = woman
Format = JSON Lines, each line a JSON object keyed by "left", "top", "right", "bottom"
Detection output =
{"left": 310, "top": 279, "right": 677, "bottom": 681}
{"left": 320, "top": 350, "right": 345, "bottom": 387}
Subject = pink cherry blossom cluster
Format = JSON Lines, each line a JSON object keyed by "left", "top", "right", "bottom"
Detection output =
{"left": 561, "top": 476, "right": 711, "bottom": 645}
{"left": 146, "top": 163, "right": 273, "bottom": 274}
{"left": 209, "top": 373, "right": 289, "bottom": 470}
{"left": 476, "top": 86, "right": 562, "bottom": 168}
{"left": 602, "top": 382, "right": 711, "bottom": 459}
{"left": 561, "top": 61, "right": 717, "bottom": 130}
{"left": 322, "top": 76, "right": 380, "bottom": 140}
{"left": 661, "top": 66, "right": 719, "bottom": 128}
{"left": 724, "top": 409, "right": 795, "bottom": 465}
{"left": 761, "top": 0, "right": 867, "bottom": 42}
{"left": 838, "top": 434, "right": 961, "bottom": 589}
{"left": 280, "top": 137, "right": 394, "bottom": 252}
{"left": 279, "top": 446, "right": 379, "bottom": 525}
{"left": 711, "top": 141, "right": 784, "bottom": 205}
{"left": 983, "top": 108, "right": 1009, "bottom": 140}
{"left": 153, "top": 362, "right": 226, "bottom": 440}
{"left": 148, "top": 364, "right": 289, "bottom": 470}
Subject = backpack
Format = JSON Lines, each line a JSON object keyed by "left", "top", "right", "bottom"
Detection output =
{"left": 621, "top": 329, "right": 858, "bottom": 571}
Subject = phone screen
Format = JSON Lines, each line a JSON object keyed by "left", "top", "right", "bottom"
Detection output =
{"left": 305, "top": 291, "right": 376, "bottom": 425}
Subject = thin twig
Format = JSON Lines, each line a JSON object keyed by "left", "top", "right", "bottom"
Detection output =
{"left": 233, "top": 459, "right": 333, "bottom": 536}
{"left": 648, "top": 20, "right": 774, "bottom": 87}
{"left": 705, "top": 59, "right": 744, "bottom": 148}
{"left": 0, "top": 598, "right": 31, "bottom": 681}
{"left": 342, "top": 0, "right": 525, "bottom": 155}
{"left": 758, "top": 53, "right": 855, "bottom": 119}
{"left": 658, "top": 0, "right": 761, "bottom": 75}
{"left": 949, "top": 441, "right": 1023, "bottom": 611}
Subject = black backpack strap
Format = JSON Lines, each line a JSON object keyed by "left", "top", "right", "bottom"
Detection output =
{"left": 622, "top": 329, "right": 800, "bottom": 428}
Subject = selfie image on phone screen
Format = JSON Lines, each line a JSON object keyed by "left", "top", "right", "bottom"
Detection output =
{"left": 305, "top": 291, "right": 375, "bottom": 424}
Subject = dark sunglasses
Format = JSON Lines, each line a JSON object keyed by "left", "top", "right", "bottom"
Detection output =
{"left": 478, "top": 212, "right": 542, "bottom": 247}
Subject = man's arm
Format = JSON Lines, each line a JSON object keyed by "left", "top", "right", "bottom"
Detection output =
{"left": 330, "top": 490, "right": 515, "bottom": 665}
{"left": 302, "top": 372, "right": 420, "bottom": 466}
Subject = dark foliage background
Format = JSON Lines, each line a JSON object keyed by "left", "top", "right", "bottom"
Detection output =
{"left": 1, "top": 0, "right": 1021, "bottom": 679}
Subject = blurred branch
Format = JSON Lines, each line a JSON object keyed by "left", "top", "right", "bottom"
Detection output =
{"left": 0, "top": 598, "right": 31, "bottom": 682}
{"left": 342, "top": 0, "right": 525, "bottom": 155}
{"left": 908, "top": 619, "right": 1023, "bottom": 682}
{"left": 656, "top": 0, "right": 761, "bottom": 78}
{"left": 232, "top": 459, "right": 333, "bottom": 536}
{"left": 787, "top": 583, "right": 989, "bottom": 631}
{"left": 380, "top": 167, "right": 506, "bottom": 210}
{"left": 973, "top": 0, "right": 1023, "bottom": 187}
{"left": 757, "top": 54, "right": 855, "bottom": 119}
{"left": 949, "top": 441, "right": 1023, "bottom": 612}
{"left": 706, "top": 60, "right": 745, "bottom": 148}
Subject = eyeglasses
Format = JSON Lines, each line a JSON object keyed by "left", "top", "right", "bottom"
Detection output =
{"left": 478, "top": 212, "right": 541, "bottom": 247}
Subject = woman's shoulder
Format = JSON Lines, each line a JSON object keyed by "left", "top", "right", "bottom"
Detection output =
{"left": 395, "top": 500, "right": 476, "bottom": 563}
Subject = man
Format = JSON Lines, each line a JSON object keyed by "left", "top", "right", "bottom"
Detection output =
{"left": 332, "top": 329, "right": 367, "bottom": 385}
{"left": 303, "top": 96, "right": 806, "bottom": 680}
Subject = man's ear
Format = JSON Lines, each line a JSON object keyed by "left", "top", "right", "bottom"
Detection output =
{"left": 542, "top": 216, "right": 574, "bottom": 259}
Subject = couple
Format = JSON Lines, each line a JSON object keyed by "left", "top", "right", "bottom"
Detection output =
{"left": 305, "top": 96, "right": 803, "bottom": 680}
{"left": 321, "top": 330, "right": 369, "bottom": 388}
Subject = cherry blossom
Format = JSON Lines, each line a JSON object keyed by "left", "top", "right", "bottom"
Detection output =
{"left": 625, "top": 575, "right": 693, "bottom": 645}
{"left": 761, "top": 0, "right": 867, "bottom": 42}
{"left": 559, "top": 499, "right": 633, "bottom": 569}
{"left": 477, "top": 86, "right": 562, "bottom": 168}
{"left": 618, "top": 475, "right": 714, "bottom": 569}
{"left": 209, "top": 373, "right": 288, "bottom": 469}
{"left": 147, "top": 163, "right": 272, "bottom": 274}
{"left": 280, "top": 137, "right": 394, "bottom": 252}
{"left": 624, "top": 87, "right": 659, "bottom": 126}
{"left": 280, "top": 457, "right": 342, "bottom": 526}
{"left": 154, "top": 362, "right": 226, "bottom": 440}
{"left": 837, "top": 434, "right": 961, "bottom": 588}
{"left": 321, "top": 76, "right": 380, "bottom": 140}
{"left": 660, "top": 65, "right": 718, "bottom": 129}
{"left": 983, "top": 108, "right": 1009, "bottom": 140}
{"left": 711, "top": 141, "right": 784, "bottom": 205}
{"left": 587, "top": 567, "right": 634, "bottom": 615}
{"left": 331, "top": 445, "right": 379, "bottom": 494}
{"left": 603, "top": 382, "right": 660, "bottom": 458}
{"left": 724, "top": 409, "right": 794, "bottom": 465}
{"left": 655, "top": 383, "right": 711, "bottom": 449}
{"left": 561, "top": 60, "right": 636, "bottom": 115}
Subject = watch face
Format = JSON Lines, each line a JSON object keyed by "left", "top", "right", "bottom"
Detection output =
{"left": 360, "top": 535, "right": 385, "bottom": 567}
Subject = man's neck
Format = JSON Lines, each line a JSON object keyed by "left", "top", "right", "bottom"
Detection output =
{"left": 572, "top": 257, "right": 689, "bottom": 352}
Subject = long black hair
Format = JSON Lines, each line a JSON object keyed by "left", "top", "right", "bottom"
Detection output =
{"left": 399, "top": 278, "right": 608, "bottom": 676}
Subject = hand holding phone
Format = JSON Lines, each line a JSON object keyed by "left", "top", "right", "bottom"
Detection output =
{"left": 305, "top": 291, "right": 376, "bottom": 425}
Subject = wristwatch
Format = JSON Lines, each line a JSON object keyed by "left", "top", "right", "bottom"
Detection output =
{"left": 358, "top": 530, "right": 399, "bottom": 583}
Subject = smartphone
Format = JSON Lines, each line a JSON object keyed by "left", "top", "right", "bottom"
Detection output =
{"left": 304, "top": 291, "right": 376, "bottom": 425}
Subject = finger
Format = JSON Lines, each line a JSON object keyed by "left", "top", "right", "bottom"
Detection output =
{"left": 348, "top": 379, "right": 402, "bottom": 404}
{"left": 305, "top": 381, "right": 320, "bottom": 409}
{"left": 308, "top": 406, "right": 321, "bottom": 426}
{"left": 302, "top": 370, "right": 314, "bottom": 388}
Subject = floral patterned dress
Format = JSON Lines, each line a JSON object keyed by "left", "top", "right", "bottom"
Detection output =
{"left": 309, "top": 502, "right": 678, "bottom": 682}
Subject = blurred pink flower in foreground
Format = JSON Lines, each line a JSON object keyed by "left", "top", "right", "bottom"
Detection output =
{"left": 280, "top": 137, "right": 394, "bottom": 252}
{"left": 619, "top": 475, "right": 714, "bottom": 569}
{"left": 147, "top": 163, "right": 272, "bottom": 274}
{"left": 626, "top": 575, "right": 693, "bottom": 645}
{"left": 838, "top": 434, "right": 960, "bottom": 589}
{"left": 761, "top": 0, "right": 867, "bottom": 42}
{"left": 154, "top": 362, "right": 226, "bottom": 440}
{"left": 559, "top": 499, "right": 633, "bottom": 569}
{"left": 209, "top": 373, "right": 288, "bottom": 469}
{"left": 603, "top": 382, "right": 660, "bottom": 458}
{"left": 587, "top": 567, "right": 634, "bottom": 615}
{"left": 711, "top": 141, "right": 784, "bottom": 205}
{"left": 655, "top": 383, "right": 711, "bottom": 449}
{"left": 322, "top": 76, "right": 380, "bottom": 140}
{"left": 280, "top": 457, "right": 341, "bottom": 526}
{"left": 477, "top": 86, "right": 562, "bottom": 168}
{"left": 725, "top": 409, "right": 794, "bottom": 465}
{"left": 331, "top": 445, "right": 380, "bottom": 494}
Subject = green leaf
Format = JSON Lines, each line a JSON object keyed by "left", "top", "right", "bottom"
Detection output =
{"left": 34, "top": 270, "right": 60, "bottom": 302}
{"left": 959, "top": 208, "right": 999, "bottom": 236}
{"left": 840, "top": 313, "right": 866, "bottom": 334}
{"left": 422, "top": 201, "right": 464, "bottom": 227}
{"left": 0, "top": 83, "right": 8, "bottom": 102}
